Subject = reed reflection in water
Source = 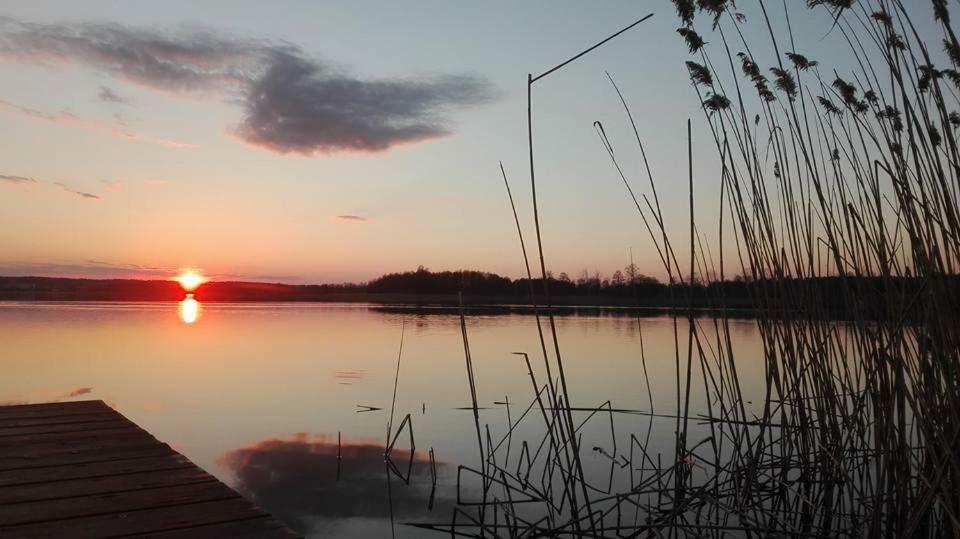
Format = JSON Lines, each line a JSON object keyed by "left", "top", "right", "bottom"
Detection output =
{"left": 0, "top": 302, "right": 772, "bottom": 537}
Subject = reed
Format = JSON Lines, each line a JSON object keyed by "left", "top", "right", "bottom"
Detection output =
{"left": 407, "top": 1, "right": 960, "bottom": 536}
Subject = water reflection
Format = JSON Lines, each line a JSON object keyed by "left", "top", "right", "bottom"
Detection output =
{"left": 219, "top": 433, "right": 451, "bottom": 537}
{"left": 0, "top": 302, "right": 773, "bottom": 537}
{"left": 178, "top": 294, "right": 200, "bottom": 324}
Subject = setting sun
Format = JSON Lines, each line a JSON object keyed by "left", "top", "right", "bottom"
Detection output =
{"left": 176, "top": 271, "right": 207, "bottom": 292}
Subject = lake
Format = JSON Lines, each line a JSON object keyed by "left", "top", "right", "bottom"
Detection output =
{"left": 0, "top": 301, "right": 770, "bottom": 537}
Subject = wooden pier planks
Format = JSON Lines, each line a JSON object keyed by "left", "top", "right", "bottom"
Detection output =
{"left": 0, "top": 400, "right": 297, "bottom": 538}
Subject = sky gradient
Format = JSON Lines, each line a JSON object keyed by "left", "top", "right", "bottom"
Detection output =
{"left": 0, "top": 1, "right": 941, "bottom": 283}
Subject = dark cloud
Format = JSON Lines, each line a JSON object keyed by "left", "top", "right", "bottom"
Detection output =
{"left": 334, "top": 369, "right": 366, "bottom": 379}
{"left": 98, "top": 86, "right": 124, "bottom": 103}
{"left": 65, "top": 387, "right": 94, "bottom": 398}
{"left": 334, "top": 369, "right": 366, "bottom": 386}
{"left": 54, "top": 182, "right": 100, "bottom": 200}
{"left": 0, "top": 17, "right": 494, "bottom": 155}
{"left": 0, "top": 174, "right": 36, "bottom": 184}
{"left": 0, "top": 18, "right": 255, "bottom": 93}
{"left": 236, "top": 50, "right": 491, "bottom": 154}
{"left": 336, "top": 215, "right": 368, "bottom": 222}
{"left": 219, "top": 433, "right": 454, "bottom": 534}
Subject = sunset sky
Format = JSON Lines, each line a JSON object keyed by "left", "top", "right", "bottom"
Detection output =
{"left": 0, "top": 1, "right": 933, "bottom": 283}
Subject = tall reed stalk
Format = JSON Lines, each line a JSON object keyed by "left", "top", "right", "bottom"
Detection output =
{"left": 410, "top": 1, "right": 960, "bottom": 536}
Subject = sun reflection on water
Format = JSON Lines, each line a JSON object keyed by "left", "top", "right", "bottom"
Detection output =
{"left": 178, "top": 294, "right": 200, "bottom": 324}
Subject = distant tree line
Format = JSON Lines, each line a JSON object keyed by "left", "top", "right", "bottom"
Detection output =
{"left": 0, "top": 277, "right": 361, "bottom": 302}
{"left": 366, "top": 265, "right": 668, "bottom": 297}
{"left": 364, "top": 265, "right": 757, "bottom": 308}
{"left": 1, "top": 269, "right": 955, "bottom": 319}
{"left": 365, "top": 266, "right": 959, "bottom": 318}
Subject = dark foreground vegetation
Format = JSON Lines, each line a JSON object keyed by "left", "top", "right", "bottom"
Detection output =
{"left": 392, "top": 1, "right": 960, "bottom": 537}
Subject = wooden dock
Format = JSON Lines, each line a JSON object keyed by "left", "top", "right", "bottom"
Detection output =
{"left": 0, "top": 400, "right": 297, "bottom": 538}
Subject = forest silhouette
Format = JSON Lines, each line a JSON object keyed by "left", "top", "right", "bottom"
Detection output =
{"left": 2, "top": 266, "right": 952, "bottom": 319}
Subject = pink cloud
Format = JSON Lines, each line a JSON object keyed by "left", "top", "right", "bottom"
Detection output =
{"left": 0, "top": 99, "right": 196, "bottom": 149}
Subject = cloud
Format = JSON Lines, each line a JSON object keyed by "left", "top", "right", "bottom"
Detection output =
{"left": 151, "top": 138, "right": 197, "bottom": 149}
{"left": 0, "top": 99, "right": 70, "bottom": 122}
{"left": 86, "top": 259, "right": 169, "bottom": 271}
{"left": 219, "top": 433, "right": 453, "bottom": 534}
{"left": 0, "top": 259, "right": 304, "bottom": 282}
{"left": 98, "top": 85, "right": 124, "bottom": 103}
{"left": 0, "top": 19, "right": 254, "bottom": 93}
{"left": 0, "top": 17, "right": 494, "bottom": 155}
{"left": 54, "top": 182, "right": 100, "bottom": 200}
{"left": 0, "top": 174, "right": 36, "bottom": 184}
{"left": 46, "top": 386, "right": 95, "bottom": 402}
{"left": 336, "top": 215, "right": 368, "bottom": 222}
{"left": 334, "top": 369, "right": 366, "bottom": 385}
{"left": 0, "top": 260, "right": 175, "bottom": 279}
{"left": 65, "top": 386, "right": 94, "bottom": 398}
{"left": 235, "top": 50, "right": 491, "bottom": 154}
{"left": 0, "top": 99, "right": 196, "bottom": 149}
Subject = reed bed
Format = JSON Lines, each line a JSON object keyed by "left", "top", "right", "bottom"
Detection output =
{"left": 401, "top": 1, "right": 960, "bottom": 536}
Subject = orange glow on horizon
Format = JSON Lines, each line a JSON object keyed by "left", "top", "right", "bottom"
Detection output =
{"left": 175, "top": 271, "right": 207, "bottom": 291}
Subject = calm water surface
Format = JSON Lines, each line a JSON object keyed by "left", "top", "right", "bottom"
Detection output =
{"left": 0, "top": 301, "right": 769, "bottom": 537}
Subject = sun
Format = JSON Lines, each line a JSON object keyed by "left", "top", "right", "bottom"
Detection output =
{"left": 176, "top": 271, "right": 207, "bottom": 292}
